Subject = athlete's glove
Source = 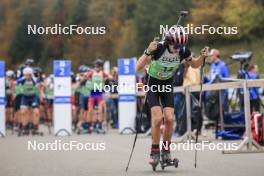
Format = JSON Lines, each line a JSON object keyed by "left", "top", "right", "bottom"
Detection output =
{"left": 179, "top": 47, "right": 192, "bottom": 61}
{"left": 145, "top": 37, "right": 160, "bottom": 58}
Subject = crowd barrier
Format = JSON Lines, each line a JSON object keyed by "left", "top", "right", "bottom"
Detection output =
{"left": 173, "top": 79, "right": 264, "bottom": 154}
{"left": 135, "top": 79, "right": 264, "bottom": 154}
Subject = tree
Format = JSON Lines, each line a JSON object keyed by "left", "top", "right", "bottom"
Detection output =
{"left": 65, "top": 0, "right": 90, "bottom": 70}
{"left": 134, "top": 0, "right": 191, "bottom": 51}
{"left": 190, "top": 0, "right": 226, "bottom": 42}
{"left": 222, "top": 0, "right": 264, "bottom": 39}
{"left": 8, "top": 0, "right": 43, "bottom": 64}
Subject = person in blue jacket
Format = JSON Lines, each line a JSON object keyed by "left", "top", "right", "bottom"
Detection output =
{"left": 248, "top": 65, "right": 260, "bottom": 112}
{"left": 208, "top": 49, "right": 229, "bottom": 111}
{"left": 209, "top": 49, "right": 229, "bottom": 82}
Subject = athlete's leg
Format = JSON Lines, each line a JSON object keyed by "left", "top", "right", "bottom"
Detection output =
{"left": 88, "top": 96, "right": 95, "bottom": 129}
{"left": 6, "top": 96, "right": 14, "bottom": 128}
{"left": 95, "top": 97, "right": 105, "bottom": 131}
{"left": 149, "top": 106, "right": 163, "bottom": 165}
{"left": 163, "top": 107, "right": 175, "bottom": 142}
{"left": 161, "top": 108, "right": 176, "bottom": 163}
{"left": 7, "top": 107, "right": 14, "bottom": 128}
{"left": 78, "top": 94, "right": 87, "bottom": 129}
{"left": 97, "top": 97, "right": 104, "bottom": 122}
{"left": 32, "top": 107, "right": 40, "bottom": 128}
{"left": 151, "top": 106, "right": 163, "bottom": 144}
{"left": 14, "top": 109, "right": 20, "bottom": 130}
{"left": 46, "top": 99, "right": 53, "bottom": 125}
{"left": 83, "top": 96, "right": 89, "bottom": 122}
{"left": 20, "top": 107, "right": 28, "bottom": 129}
{"left": 31, "top": 96, "right": 40, "bottom": 132}
{"left": 39, "top": 102, "right": 45, "bottom": 122}
{"left": 160, "top": 82, "right": 176, "bottom": 162}
{"left": 20, "top": 96, "right": 30, "bottom": 129}
{"left": 13, "top": 95, "right": 21, "bottom": 130}
{"left": 72, "top": 94, "right": 79, "bottom": 129}
{"left": 28, "top": 108, "right": 34, "bottom": 125}
{"left": 146, "top": 77, "right": 164, "bottom": 164}
{"left": 71, "top": 104, "right": 77, "bottom": 122}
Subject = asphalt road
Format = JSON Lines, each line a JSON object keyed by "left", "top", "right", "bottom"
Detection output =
{"left": 1, "top": 128, "right": 264, "bottom": 176}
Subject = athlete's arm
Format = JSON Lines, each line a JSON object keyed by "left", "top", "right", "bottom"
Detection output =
{"left": 136, "top": 54, "right": 152, "bottom": 72}
{"left": 188, "top": 47, "right": 209, "bottom": 68}
{"left": 10, "top": 80, "right": 15, "bottom": 100}
{"left": 38, "top": 83, "right": 44, "bottom": 103}
{"left": 75, "top": 80, "right": 81, "bottom": 88}
{"left": 103, "top": 72, "right": 108, "bottom": 80}
{"left": 85, "top": 71, "right": 93, "bottom": 80}
{"left": 136, "top": 39, "right": 158, "bottom": 72}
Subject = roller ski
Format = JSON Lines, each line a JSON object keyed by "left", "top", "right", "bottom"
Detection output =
{"left": 94, "top": 127, "right": 106, "bottom": 134}
{"left": 77, "top": 128, "right": 91, "bottom": 135}
{"left": 31, "top": 129, "right": 44, "bottom": 136}
{"left": 17, "top": 127, "right": 30, "bottom": 137}
{"left": 160, "top": 151, "right": 179, "bottom": 170}
{"left": 72, "top": 120, "right": 78, "bottom": 132}
{"left": 94, "top": 122, "right": 106, "bottom": 134}
{"left": 149, "top": 152, "right": 160, "bottom": 171}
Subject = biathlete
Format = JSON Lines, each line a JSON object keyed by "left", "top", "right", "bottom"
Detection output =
{"left": 18, "top": 67, "right": 43, "bottom": 136}
{"left": 5, "top": 70, "right": 15, "bottom": 129}
{"left": 85, "top": 59, "right": 108, "bottom": 134}
{"left": 43, "top": 75, "right": 54, "bottom": 128}
{"left": 136, "top": 25, "right": 208, "bottom": 170}
{"left": 76, "top": 66, "right": 92, "bottom": 134}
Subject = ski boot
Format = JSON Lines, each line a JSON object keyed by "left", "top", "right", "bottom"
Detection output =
{"left": 13, "top": 123, "right": 19, "bottom": 132}
{"left": 95, "top": 127, "right": 106, "bottom": 134}
{"left": 94, "top": 122, "right": 106, "bottom": 134}
{"left": 72, "top": 120, "right": 78, "bottom": 132}
{"left": 6, "top": 121, "right": 13, "bottom": 130}
{"left": 149, "top": 152, "right": 160, "bottom": 171}
{"left": 160, "top": 151, "right": 179, "bottom": 170}
{"left": 77, "top": 127, "right": 83, "bottom": 135}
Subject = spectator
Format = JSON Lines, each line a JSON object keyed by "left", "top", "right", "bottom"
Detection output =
{"left": 248, "top": 64, "right": 261, "bottom": 112}
{"left": 208, "top": 49, "right": 229, "bottom": 112}
{"left": 209, "top": 49, "right": 229, "bottom": 82}
{"left": 183, "top": 63, "right": 201, "bottom": 87}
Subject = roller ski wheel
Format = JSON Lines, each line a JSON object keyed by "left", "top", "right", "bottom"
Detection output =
{"left": 31, "top": 130, "right": 44, "bottom": 136}
{"left": 149, "top": 153, "right": 160, "bottom": 171}
{"left": 77, "top": 128, "right": 81, "bottom": 135}
{"left": 18, "top": 129, "right": 30, "bottom": 137}
{"left": 160, "top": 158, "right": 179, "bottom": 170}
{"left": 17, "top": 130, "right": 22, "bottom": 137}
{"left": 95, "top": 128, "right": 106, "bottom": 135}
{"left": 77, "top": 128, "right": 90, "bottom": 135}
{"left": 160, "top": 151, "right": 179, "bottom": 170}
{"left": 76, "top": 127, "right": 84, "bottom": 135}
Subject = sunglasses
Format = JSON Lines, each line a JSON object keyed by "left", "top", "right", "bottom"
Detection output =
{"left": 173, "top": 44, "right": 184, "bottom": 49}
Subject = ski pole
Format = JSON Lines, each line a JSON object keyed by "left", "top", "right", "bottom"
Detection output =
{"left": 194, "top": 46, "right": 209, "bottom": 168}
